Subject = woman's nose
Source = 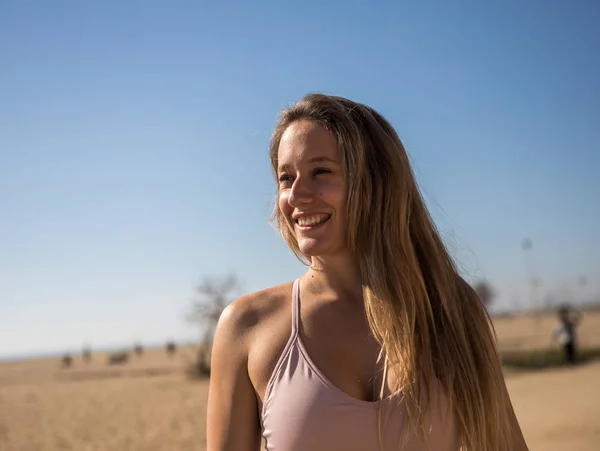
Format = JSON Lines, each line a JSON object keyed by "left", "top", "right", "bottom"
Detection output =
{"left": 287, "top": 177, "right": 314, "bottom": 208}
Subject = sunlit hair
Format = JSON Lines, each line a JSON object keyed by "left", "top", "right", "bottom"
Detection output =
{"left": 269, "top": 93, "right": 512, "bottom": 450}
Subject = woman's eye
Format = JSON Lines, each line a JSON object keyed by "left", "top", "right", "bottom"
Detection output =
{"left": 278, "top": 174, "right": 292, "bottom": 183}
{"left": 313, "top": 167, "right": 331, "bottom": 176}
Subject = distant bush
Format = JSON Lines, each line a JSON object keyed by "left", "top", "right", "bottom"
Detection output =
{"left": 61, "top": 354, "right": 73, "bottom": 369}
{"left": 107, "top": 351, "right": 129, "bottom": 365}
{"left": 187, "top": 359, "right": 211, "bottom": 379}
{"left": 501, "top": 347, "right": 600, "bottom": 370}
{"left": 186, "top": 347, "right": 211, "bottom": 379}
{"left": 166, "top": 341, "right": 177, "bottom": 356}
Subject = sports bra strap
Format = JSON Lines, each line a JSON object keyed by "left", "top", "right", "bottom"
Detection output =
{"left": 291, "top": 278, "right": 300, "bottom": 335}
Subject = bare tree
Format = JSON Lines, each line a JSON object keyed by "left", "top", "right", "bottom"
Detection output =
{"left": 82, "top": 344, "right": 92, "bottom": 364}
{"left": 473, "top": 279, "right": 495, "bottom": 308}
{"left": 187, "top": 273, "right": 241, "bottom": 345}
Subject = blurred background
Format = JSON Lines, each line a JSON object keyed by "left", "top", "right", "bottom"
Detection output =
{"left": 1, "top": 1, "right": 598, "bottom": 450}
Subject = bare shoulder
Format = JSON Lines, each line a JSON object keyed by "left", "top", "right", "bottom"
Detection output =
{"left": 215, "top": 281, "right": 294, "bottom": 345}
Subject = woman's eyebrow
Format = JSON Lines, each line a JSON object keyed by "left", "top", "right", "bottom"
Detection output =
{"left": 308, "top": 156, "right": 338, "bottom": 164}
{"left": 278, "top": 156, "right": 338, "bottom": 173}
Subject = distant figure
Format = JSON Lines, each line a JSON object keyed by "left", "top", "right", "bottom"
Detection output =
{"left": 134, "top": 343, "right": 144, "bottom": 357}
{"left": 552, "top": 305, "right": 582, "bottom": 364}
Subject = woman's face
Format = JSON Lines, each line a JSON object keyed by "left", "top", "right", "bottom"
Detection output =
{"left": 276, "top": 120, "right": 347, "bottom": 258}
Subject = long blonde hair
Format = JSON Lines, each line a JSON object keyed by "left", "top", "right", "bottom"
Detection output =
{"left": 269, "top": 93, "right": 512, "bottom": 450}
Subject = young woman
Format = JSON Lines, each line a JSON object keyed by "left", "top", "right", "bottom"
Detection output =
{"left": 207, "top": 93, "right": 529, "bottom": 451}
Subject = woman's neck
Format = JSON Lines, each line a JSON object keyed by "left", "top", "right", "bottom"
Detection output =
{"left": 303, "top": 252, "right": 363, "bottom": 304}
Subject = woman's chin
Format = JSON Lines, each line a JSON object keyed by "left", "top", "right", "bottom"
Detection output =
{"left": 297, "top": 241, "right": 325, "bottom": 258}
{"left": 298, "top": 241, "right": 345, "bottom": 259}
{"left": 298, "top": 246, "right": 320, "bottom": 258}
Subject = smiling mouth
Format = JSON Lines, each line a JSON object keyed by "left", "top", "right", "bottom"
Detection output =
{"left": 295, "top": 214, "right": 331, "bottom": 228}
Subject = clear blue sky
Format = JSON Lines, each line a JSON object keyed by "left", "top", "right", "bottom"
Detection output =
{"left": 1, "top": 1, "right": 599, "bottom": 358}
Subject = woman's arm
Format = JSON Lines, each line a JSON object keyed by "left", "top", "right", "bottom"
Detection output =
{"left": 206, "top": 302, "right": 262, "bottom": 451}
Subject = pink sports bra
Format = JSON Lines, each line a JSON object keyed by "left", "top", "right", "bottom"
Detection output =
{"left": 259, "top": 279, "right": 461, "bottom": 450}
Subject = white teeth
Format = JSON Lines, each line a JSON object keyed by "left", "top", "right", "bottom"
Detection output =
{"left": 297, "top": 215, "right": 329, "bottom": 227}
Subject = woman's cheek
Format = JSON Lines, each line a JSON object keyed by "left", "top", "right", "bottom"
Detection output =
{"left": 278, "top": 191, "right": 295, "bottom": 232}
{"left": 278, "top": 190, "right": 290, "bottom": 211}
{"left": 318, "top": 181, "right": 345, "bottom": 203}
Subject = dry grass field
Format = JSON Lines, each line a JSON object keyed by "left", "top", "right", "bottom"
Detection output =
{"left": 1, "top": 311, "right": 599, "bottom": 451}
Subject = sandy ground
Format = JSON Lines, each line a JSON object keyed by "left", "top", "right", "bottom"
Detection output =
{"left": 0, "top": 347, "right": 205, "bottom": 451}
{"left": 507, "top": 362, "right": 600, "bottom": 451}
{"left": 1, "top": 311, "right": 599, "bottom": 450}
